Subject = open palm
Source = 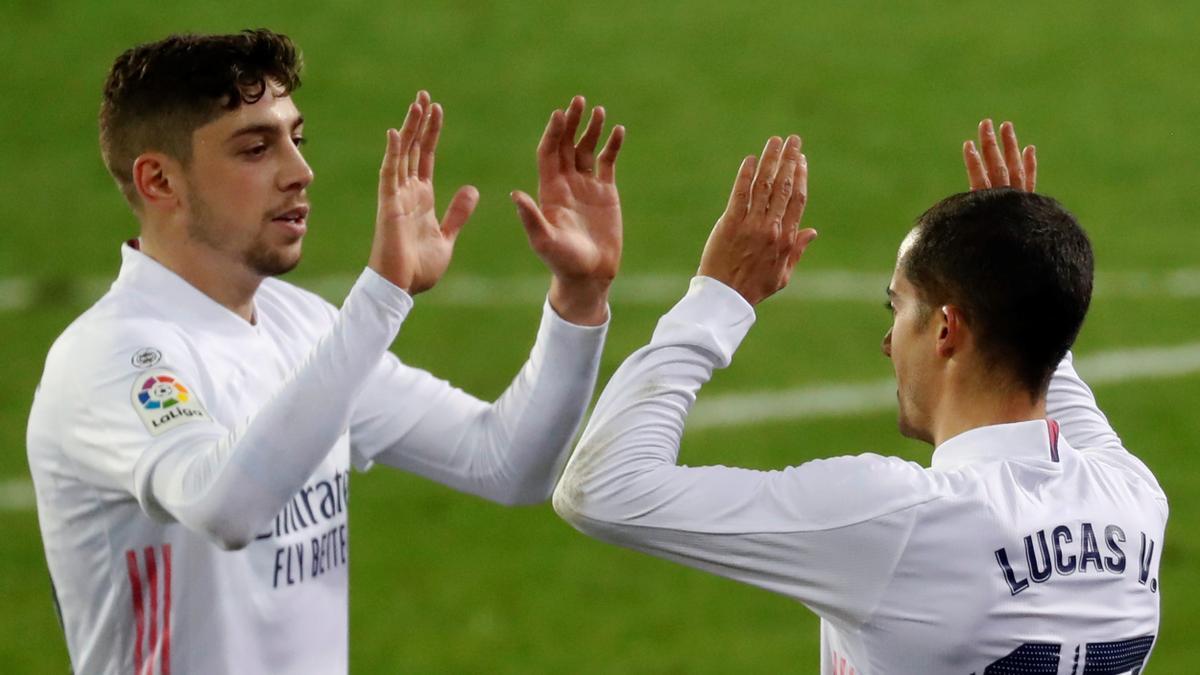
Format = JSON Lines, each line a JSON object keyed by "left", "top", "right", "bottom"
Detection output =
{"left": 370, "top": 91, "right": 478, "bottom": 294}
{"left": 512, "top": 96, "right": 625, "bottom": 285}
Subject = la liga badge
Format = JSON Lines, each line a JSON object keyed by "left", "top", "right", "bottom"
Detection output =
{"left": 131, "top": 370, "right": 210, "bottom": 436}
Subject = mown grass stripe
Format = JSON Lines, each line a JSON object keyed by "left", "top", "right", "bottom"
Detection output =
{"left": 1, "top": 269, "right": 1199, "bottom": 312}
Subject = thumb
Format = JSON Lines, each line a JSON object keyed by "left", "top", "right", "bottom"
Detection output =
{"left": 511, "top": 190, "right": 552, "bottom": 242}
{"left": 441, "top": 185, "right": 479, "bottom": 241}
{"left": 789, "top": 228, "right": 819, "bottom": 266}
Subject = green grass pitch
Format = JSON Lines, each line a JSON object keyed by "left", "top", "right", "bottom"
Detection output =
{"left": 1, "top": 1, "right": 1198, "bottom": 671}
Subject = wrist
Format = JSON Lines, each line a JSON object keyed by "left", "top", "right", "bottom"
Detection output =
{"left": 548, "top": 276, "right": 610, "bottom": 326}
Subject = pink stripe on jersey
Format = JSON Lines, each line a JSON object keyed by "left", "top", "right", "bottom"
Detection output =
{"left": 162, "top": 544, "right": 172, "bottom": 675}
{"left": 125, "top": 550, "right": 145, "bottom": 675}
{"left": 1047, "top": 418, "right": 1061, "bottom": 462}
{"left": 143, "top": 547, "right": 158, "bottom": 675}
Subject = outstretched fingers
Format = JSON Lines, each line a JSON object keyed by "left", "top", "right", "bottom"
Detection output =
{"left": 1022, "top": 145, "right": 1037, "bottom": 191}
{"left": 440, "top": 185, "right": 479, "bottom": 241}
{"left": 575, "top": 106, "right": 605, "bottom": 173}
{"left": 963, "top": 140, "right": 989, "bottom": 190}
{"left": 978, "top": 119, "right": 1010, "bottom": 187}
{"left": 559, "top": 96, "right": 586, "bottom": 172}
{"left": 595, "top": 124, "right": 625, "bottom": 183}
{"left": 723, "top": 155, "right": 757, "bottom": 222}
{"left": 379, "top": 128, "right": 403, "bottom": 198}
{"left": 417, "top": 102, "right": 444, "bottom": 181}
{"left": 393, "top": 102, "right": 423, "bottom": 182}
{"left": 781, "top": 151, "right": 808, "bottom": 231}
{"left": 749, "top": 136, "right": 784, "bottom": 214}
{"left": 765, "top": 136, "right": 802, "bottom": 232}
{"left": 537, "top": 109, "right": 566, "bottom": 180}
{"left": 1000, "top": 121, "right": 1026, "bottom": 190}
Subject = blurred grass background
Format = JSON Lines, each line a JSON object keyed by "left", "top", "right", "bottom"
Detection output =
{"left": 1, "top": 1, "right": 1197, "bottom": 671}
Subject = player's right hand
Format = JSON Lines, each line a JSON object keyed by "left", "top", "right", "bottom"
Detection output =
{"left": 963, "top": 119, "right": 1037, "bottom": 192}
{"left": 697, "top": 135, "right": 817, "bottom": 306}
{"left": 369, "top": 90, "right": 479, "bottom": 294}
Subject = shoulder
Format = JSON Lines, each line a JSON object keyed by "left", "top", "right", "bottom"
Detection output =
{"left": 1067, "top": 441, "right": 1168, "bottom": 512}
{"left": 773, "top": 453, "right": 950, "bottom": 530}
{"left": 43, "top": 293, "right": 196, "bottom": 388}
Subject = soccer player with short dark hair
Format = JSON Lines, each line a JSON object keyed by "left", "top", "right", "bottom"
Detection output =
{"left": 554, "top": 122, "right": 1166, "bottom": 673}
{"left": 28, "top": 29, "right": 625, "bottom": 674}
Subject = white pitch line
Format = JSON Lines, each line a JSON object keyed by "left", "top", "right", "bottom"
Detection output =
{"left": 2, "top": 269, "right": 1200, "bottom": 312}
{"left": 690, "top": 341, "right": 1200, "bottom": 429}
{"left": 4, "top": 342, "right": 1199, "bottom": 513}
{"left": 0, "top": 478, "right": 35, "bottom": 513}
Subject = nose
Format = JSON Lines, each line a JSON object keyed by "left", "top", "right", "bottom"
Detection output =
{"left": 881, "top": 327, "right": 892, "bottom": 358}
{"left": 280, "top": 141, "right": 314, "bottom": 192}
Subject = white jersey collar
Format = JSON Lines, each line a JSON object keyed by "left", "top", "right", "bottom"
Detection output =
{"left": 931, "top": 418, "right": 1063, "bottom": 471}
{"left": 113, "top": 240, "right": 261, "bottom": 334}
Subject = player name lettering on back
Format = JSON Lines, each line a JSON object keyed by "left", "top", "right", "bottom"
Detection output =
{"left": 993, "top": 522, "right": 1159, "bottom": 596}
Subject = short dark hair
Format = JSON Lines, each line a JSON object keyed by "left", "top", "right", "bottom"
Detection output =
{"left": 902, "top": 189, "right": 1094, "bottom": 397}
{"left": 99, "top": 29, "right": 303, "bottom": 207}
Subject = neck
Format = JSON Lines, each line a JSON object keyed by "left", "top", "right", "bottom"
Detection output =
{"left": 139, "top": 233, "right": 262, "bottom": 324}
{"left": 929, "top": 368, "right": 1046, "bottom": 447}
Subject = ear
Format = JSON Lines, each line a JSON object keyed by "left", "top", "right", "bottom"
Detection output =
{"left": 131, "top": 152, "right": 184, "bottom": 211}
{"left": 935, "top": 304, "right": 967, "bottom": 358}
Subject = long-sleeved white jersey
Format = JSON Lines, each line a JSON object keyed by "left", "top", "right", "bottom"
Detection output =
{"left": 555, "top": 276, "right": 1167, "bottom": 675}
{"left": 28, "top": 242, "right": 606, "bottom": 674}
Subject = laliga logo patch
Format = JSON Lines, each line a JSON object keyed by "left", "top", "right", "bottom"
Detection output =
{"left": 131, "top": 370, "right": 209, "bottom": 436}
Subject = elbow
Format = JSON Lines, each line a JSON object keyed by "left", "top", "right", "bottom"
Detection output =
{"left": 179, "top": 505, "right": 259, "bottom": 551}
{"left": 202, "top": 518, "right": 256, "bottom": 551}
{"left": 551, "top": 470, "right": 587, "bottom": 525}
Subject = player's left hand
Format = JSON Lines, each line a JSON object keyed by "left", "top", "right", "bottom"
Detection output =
{"left": 512, "top": 96, "right": 625, "bottom": 326}
{"left": 963, "top": 119, "right": 1037, "bottom": 192}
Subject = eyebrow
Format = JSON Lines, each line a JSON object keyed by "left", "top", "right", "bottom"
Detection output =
{"left": 228, "top": 116, "right": 305, "bottom": 140}
{"left": 886, "top": 287, "right": 897, "bottom": 299}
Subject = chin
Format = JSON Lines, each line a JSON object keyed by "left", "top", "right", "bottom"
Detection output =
{"left": 247, "top": 245, "right": 302, "bottom": 277}
{"left": 896, "top": 405, "right": 934, "bottom": 445}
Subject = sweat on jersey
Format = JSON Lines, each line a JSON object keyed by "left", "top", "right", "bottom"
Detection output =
{"left": 27, "top": 242, "right": 607, "bottom": 675}
{"left": 555, "top": 276, "right": 1167, "bottom": 675}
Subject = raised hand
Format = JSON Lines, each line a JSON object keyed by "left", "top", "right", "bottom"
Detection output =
{"left": 511, "top": 95, "right": 625, "bottom": 325}
{"left": 698, "top": 135, "right": 818, "bottom": 306}
{"left": 963, "top": 119, "right": 1037, "bottom": 192}
{"left": 369, "top": 91, "right": 479, "bottom": 294}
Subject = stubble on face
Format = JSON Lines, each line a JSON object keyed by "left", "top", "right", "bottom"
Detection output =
{"left": 185, "top": 189, "right": 302, "bottom": 277}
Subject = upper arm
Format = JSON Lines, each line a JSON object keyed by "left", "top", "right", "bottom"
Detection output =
{"left": 555, "top": 452, "right": 940, "bottom": 625}
{"left": 348, "top": 351, "right": 488, "bottom": 474}
{"left": 30, "top": 320, "right": 228, "bottom": 513}
{"left": 1047, "top": 353, "right": 1125, "bottom": 453}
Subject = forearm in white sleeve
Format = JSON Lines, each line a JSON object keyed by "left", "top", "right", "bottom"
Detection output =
{"left": 360, "top": 298, "right": 607, "bottom": 506}
{"left": 1047, "top": 351, "right": 1126, "bottom": 453}
{"left": 552, "top": 277, "right": 938, "bottom": 626}
{"left": 137, "top": 268, "right": 412, "bottom": 549}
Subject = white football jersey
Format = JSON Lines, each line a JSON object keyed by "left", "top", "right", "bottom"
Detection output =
{"left": 556, "top": 277, "right": 1167, "bottom": 675}
{"left": 28, "top": 242, "right": 606, "bottom": 674}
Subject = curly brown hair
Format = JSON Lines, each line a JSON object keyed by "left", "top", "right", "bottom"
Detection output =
{"left": 99, "top": 29, "right": 303, "bottom": 207}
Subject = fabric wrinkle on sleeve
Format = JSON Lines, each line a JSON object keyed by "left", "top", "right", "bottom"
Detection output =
{"left": 555, "top": 275, "right": 939, "bottom": 627}
{"left": 137, "top": 267, "right": 412, "bottom": 549}
{"left": 349, "top": 294, "right": 607, "bottom": 506}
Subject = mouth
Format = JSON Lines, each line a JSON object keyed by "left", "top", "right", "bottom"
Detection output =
{"left": 270, "top": 204, "right": 309, "bottom": 236}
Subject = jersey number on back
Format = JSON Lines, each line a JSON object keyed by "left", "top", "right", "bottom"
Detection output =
{"left": 979, "top": 635, "right": 1154, "bottom": 674}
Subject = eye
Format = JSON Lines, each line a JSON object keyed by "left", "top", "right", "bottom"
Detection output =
{"left": 292, "top": 136, "right": 306, "bottom": 148}
{"left": 883, "top": 300, "right": 895, "bottom": 314}
{"left": 243, "top": 143, "right": 268, "bottom": 157}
